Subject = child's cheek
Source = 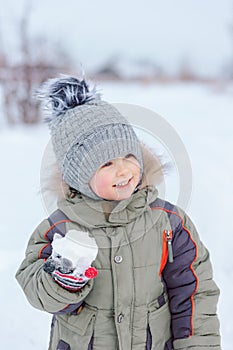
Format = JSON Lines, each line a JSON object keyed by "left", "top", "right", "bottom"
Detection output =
{"left": 96, "top": 173, "right": 113, "bottom": 197}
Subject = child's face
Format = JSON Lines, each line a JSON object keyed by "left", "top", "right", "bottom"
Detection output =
{"left": 89, "top": 154, "right": 141, "bottom": 201}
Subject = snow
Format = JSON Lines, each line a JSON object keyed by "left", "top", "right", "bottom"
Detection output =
{"left": 1, "top": 82, "right": 232, "bottom": 349}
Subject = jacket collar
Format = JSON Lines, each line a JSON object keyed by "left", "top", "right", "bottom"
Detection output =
{"left": 58, "top": 185, "right": 158, "bottom": 228}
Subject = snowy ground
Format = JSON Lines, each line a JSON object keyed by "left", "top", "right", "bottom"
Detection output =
{"left": 0, "top": 81, "right": 232, "bottom": 349}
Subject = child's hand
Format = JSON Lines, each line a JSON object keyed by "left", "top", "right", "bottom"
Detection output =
{"left": 43, "top": 256, "right": 98, "bottom": 291}
{"left": 43, "top": 230, "right": 98, "bottom": 291}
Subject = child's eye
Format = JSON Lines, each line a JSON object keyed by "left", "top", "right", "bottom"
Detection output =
{"left": 125, "top": 154, "right": 135, "bottom": 159}
{"left": 102, "top": 161, "right": 112, "bottom": 168}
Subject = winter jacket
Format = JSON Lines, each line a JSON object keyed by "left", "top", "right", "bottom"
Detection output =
{"left": 16, "top": 146, "right": 221, "bottom": 350}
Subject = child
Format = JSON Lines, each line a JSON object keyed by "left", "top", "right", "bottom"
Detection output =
{"left": 16, "top": 75, "right": 221, "bottom": 350}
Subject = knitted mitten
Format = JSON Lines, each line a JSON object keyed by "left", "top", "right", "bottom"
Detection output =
{"left": 43, "top": 230, "right": 98, "bottom": 291}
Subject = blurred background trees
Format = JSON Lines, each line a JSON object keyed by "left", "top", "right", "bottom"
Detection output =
{"left": 0, "top": 1, "right": 72, "bottom": 125}
{"left": 0, "top": 0, "right": 232, "bottom": 125}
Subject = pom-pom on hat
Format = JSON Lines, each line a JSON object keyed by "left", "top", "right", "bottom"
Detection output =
{"left": 36, "top": 75, "right": 143, "bottom": 200}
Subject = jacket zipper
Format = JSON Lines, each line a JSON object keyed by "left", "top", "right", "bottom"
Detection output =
{"left": 164, "top": 230, "right": 174, "bottom": 263}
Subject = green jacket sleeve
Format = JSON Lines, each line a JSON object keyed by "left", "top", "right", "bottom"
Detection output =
{"left": 162, "top": 209, "right": 221, "bottom": 349}
{"left": 15, "top": 219, "right": 94, "bottom": 314}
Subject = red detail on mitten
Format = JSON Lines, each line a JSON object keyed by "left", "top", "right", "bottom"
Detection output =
{"left": 85, "top": 267, "right": 98, "bottom": 279}
{"left": 54, "top": 271, "right": 83, "bottom": 281}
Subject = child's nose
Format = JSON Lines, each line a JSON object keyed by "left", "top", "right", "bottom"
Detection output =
{"left": 116, "top": 159, "right": 130, "bottom": 177}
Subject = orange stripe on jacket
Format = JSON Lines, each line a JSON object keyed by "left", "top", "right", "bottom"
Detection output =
{"left": 159, "top": 230, "right": 168, "bottom": 275}
{"left": 43, "top": 219, "right": 71, "bottom": 240}
{"left": 151, "top": 206, "right": 198, "bottom": 336}
{"left": 38, "top": 243, "right": 50, "bottom": 259}
{"left": 38, "top": 219, "right": 71, "bottom": 259}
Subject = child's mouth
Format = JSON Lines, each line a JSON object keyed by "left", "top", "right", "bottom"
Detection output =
{"left": 113, "top": 177, "right": 133, "bottom": 189}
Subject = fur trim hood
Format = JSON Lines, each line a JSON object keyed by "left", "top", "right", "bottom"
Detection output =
{"left": 40, "top": 142, "right": 170, "bottom": 214}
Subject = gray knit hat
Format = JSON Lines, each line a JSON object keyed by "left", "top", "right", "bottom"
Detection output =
{"left": 37, "top": 75, "right": 143, "bottom": 200}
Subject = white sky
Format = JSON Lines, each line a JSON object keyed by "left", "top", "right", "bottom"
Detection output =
{"left": 0, "top": 0, "right": 233, "bottom": 77}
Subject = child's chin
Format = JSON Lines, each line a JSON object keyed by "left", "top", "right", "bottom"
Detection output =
{"left": 112, "top": 189, "right": 134, "bottom": 201}
{"left": 101, "top": 184, "right": 135, "bottom": 201}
